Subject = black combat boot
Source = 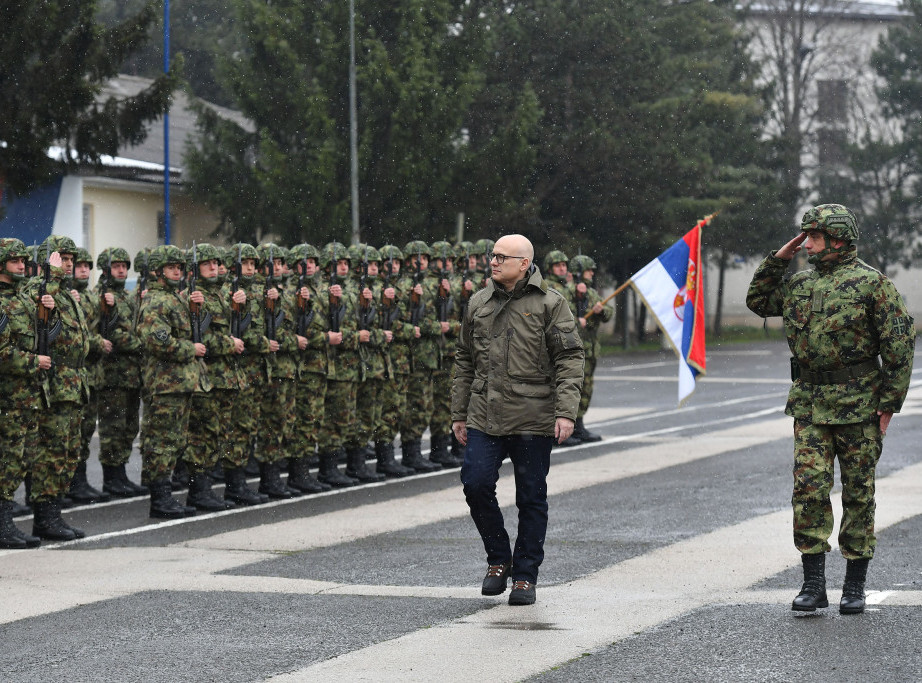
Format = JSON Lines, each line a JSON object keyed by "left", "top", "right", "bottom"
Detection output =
{"left": 840, "top": 558, "right": 871, "bottom": 615}
{"left": 32, "top": 499, "right": 76, "bottom": 541}
{"left": 186, "top": 470, "right": 235, "bottom": 511}
{"left": 1, "top": 500, "right": 40, "bottom": 549}
{"left": 573, "top": 417, "right": 602, "bottom": 443}
{"left": 450, "top": 432, "right": 467, "bottom": 463}
{"left": 149, "top": 479, "right": 196, "bottom": 519}
{"left": 223, "top": 467, "right": 268, "bottom": 506}
{"left": 171, "top": 459, "right": 190, "bottom": 491}
{"left": 317, "top": 451, "right": 359, "bottom": 488}
{"left": 56, "top": 497, "right": 86, "bottom": 539}
{"left": 68, "top": 460, "right": 110, "bottom": 504}
{"left": 344, "top": 447, "right": 386, "bottom": 483}
{"left": 792, "top": 553, "right": 828, "bottom": 612}
{"left": 401, "top": 439, "right": 442, "bottom": 473}
{"left": 103, "top": 463, "right": 148, "bottom": 497}
{"left": 258, "top": 461, "right": 298, "bottom": 499}
{"left": 375, "top": 441, "right": 414, "bottom": 478}
{"left": 287, "top": 456, "right": 330, "bottom": 494}
{"left": 428, "top": 434, "right": 462, "bottom": 468}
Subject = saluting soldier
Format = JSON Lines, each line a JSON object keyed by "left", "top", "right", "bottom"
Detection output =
{"left": 747, "top": 203, "right": 915, "bottom": 615}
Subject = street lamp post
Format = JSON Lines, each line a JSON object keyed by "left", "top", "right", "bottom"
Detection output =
{"left": 163, "top": 0, "right": 171, "bottom": 245}
{"left": 349, "top": 0, "right": 360, "bottom": 246}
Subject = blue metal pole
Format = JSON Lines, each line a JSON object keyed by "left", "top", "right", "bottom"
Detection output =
{"left": 163, "top": 0, "right": 171, "bottom": 245}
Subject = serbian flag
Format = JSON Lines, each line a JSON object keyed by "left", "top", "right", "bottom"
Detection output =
{"left": 629, "top": 216, "right": 712, "bottom": 405}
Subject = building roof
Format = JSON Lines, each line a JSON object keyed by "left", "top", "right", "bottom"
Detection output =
{"left": 746, "top": 1, "right": 908, "bottom": 20}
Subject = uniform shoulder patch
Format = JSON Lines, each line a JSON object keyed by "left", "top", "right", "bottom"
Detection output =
{"left": 153, "top": 329, "right": 170, "bottom": 343}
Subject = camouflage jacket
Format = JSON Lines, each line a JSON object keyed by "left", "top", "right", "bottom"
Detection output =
{"left": 565, "top": 280, "right": 613, "bottom": 360}
{"left": 97, "top": 281, "right": 142, "bottom": 389}
{"left": 380, "top": 272, "right": 415, "bottom": 375}
{"left": 451, "top": 267, "right": 584, "bottom": 436}
{"left": 74, "top": 281, "right": 107, "bottom": 389}
{"left": 0, "top": 281, "right": 49, "bottom": 410}
{"left": 746, "top": 250, "right": 915, "bottom": 423}
{"left": 22, "top": 272, "right": 90, "bottom": 405}
{"left": 345, "top": 274, "right": 390, "bottom": 382}
{"left": 264, "top": 275, "right": 300, "bottom": 381}
{"left": 288, "top": 274, "right": 331, "bottom": 377}
{"left": 239, "top": 276, "right": 276, "bottom": 386}
{"left": 137, "top": 280, "right": 211, "bottom": 395}
{"left": 322, "top": 274, "right": 360, "bottom": 382}
{"left": 546, "top": 273, "right": 569, "bottom": 297}
{"left": 397, "top": 270, "right": 444, "bottom": 372}
{"left": 196, "top": 279, "right": 244, "bottom": 391}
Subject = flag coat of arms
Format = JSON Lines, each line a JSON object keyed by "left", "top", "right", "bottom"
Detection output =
{"left": 629, "top": 220, "right": 708, "bottom": 404}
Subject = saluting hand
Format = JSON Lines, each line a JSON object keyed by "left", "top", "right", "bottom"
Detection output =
{"left": 775, "top": 233, "right": 807, "bottom": 261}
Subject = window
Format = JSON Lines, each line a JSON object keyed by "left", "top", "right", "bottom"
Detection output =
{"left": 818, "top": 128, "right": 847, "bottom": 166}
{"left": 817, "top": 80, "right": 847, "bottom": 124}
{"left": 157, "top": 211, "right": 175, "bottom": 246}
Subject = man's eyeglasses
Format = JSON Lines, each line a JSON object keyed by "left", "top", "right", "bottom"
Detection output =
{"left": 489, "top": 252, "right": 526, "bottom": 264}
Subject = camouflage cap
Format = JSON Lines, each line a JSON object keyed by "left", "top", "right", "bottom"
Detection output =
{"left": 801, "top": 203, "right": 859, "bottom": 243}
{"left": 378, "top": 244, "right": 404, "bottom": 261}
{"left": 543, "top": 250, "right": 569, "bottom": 271}
{"left": 403, "top": 240, "right": 430, "bottom": 258}
{"left": 38, "top": 235, "right": 77, "bottom": 261}
{"left": 321, "top": 241, "right": 350, "bottom": 268}
{"left": 430, "top": 241, "right": 454, "bottom": 260}
{"left": 347, "top": 243, "right": 382, "bottom": 263}
{"left": 569, "top": 254, "right": 596, "bottom": 273}
{"left": 148, "top": 244, "right": 186, "bottom": 272}
{"left": 0, "top": 238, "right": 29, "bottom": 264}
{"left": 97, "top": 247, "right": 131, "bottom": 270}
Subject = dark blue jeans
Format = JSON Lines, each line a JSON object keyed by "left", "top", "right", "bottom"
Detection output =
{"left": 460, "top": 428, "right": 553, "bottom": 584}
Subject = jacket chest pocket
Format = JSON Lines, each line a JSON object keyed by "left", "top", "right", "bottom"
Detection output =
{"left": 815, "top": 294, "right": 867, "bottom": 335}
{"left": 505, "top": 326, "right": 549, "bottom": 382}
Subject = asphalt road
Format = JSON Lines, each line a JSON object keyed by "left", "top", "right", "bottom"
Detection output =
{"left": 3, "top": 338, "right": 922, "bottom": 682}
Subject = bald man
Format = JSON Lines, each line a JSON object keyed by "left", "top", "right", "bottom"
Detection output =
{"left": 451, "top": 234, "right": 584, "bottom": 605}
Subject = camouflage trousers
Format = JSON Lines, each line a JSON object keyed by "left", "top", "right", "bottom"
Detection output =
{"left": 429, "top": 367, "right": 452, "bottom": 439}
{"left": 400, "top": 368, "right": 433, "bottom": 441}
{"left": 351, "top": 377, "right": 384, "bottom": 448}
{"left": 577, "top": 356, "right": 598, "bottom": 418}
{"left": 98, "top": 385, "right": 141, "bottom": 466}
{"left": 186, "top": 389, "right": 237, "bottom": 472}
{"left": 290, "top": 372, "right": 327, "bottom": 458}
{"left": 258, "top": 377, "right": 296, "bottom": 464}
{"left": 793, "top": 419, "right": 882, "bottom": 560}
{"left": 377, "top": 372, "right": 407, "bottom": 443}
{"left": 318, "top": 380, "right": 356, "bottom": 452}
{"left": 79, "top": 387, "right": 98, "bottom": 463}
{"left": 28, "top": 402, "right": 82, "bottom": 502}
{"left": 227, "top": 381, "right": 261, "bottom": 469}
{"left": 141, "top": 393, "right": 192, "bottom": 483}
{"left": 0, "top": 405, "right": 37, "bottom": 501}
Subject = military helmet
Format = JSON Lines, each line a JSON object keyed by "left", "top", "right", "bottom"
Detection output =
{"left": 473, "top": 238, "right": 495, "bottom": 256}
{"left": 378, "top": 244, "right": 404, "bottom": 261}
{"left": 224, "top": 242, "right": 259, "bottom": 268}
{"left": 74, "top": 248, "right": 93, "bottom": 266}
{"left": 403, "top": 240, "right": 430, "bottom": 258}
{"left": 134, "top": 249, "right": 151, "bottom": 273}
{"left": 0, "top": 238, "right": 29, "bottom": 264}
{"left": 347, "top": 243, "right": 382, "bottom": 263}
{"left": 321, "top": 241, "right": 350, "bottom": 268}
{"left": 148, "top": 244, "right": 186, "bottom": 272}
{"left": 543, "top": 250, "right": 569, "bottom": 271}
{"left": 288, "top": 243, "right": 321, "bottom": 265}
{"left": 97, "top": 247, "right": 131, "bottom": 270}
{"left": 256, "top": 242, "right": 284, "bottom": 268}
{"left": 800, "top": 203, "right": 859, "bottom": 243}
{"left": 569, "top": 254, "right": 596, "bottom": 273}
{"left": 454, "top": 240, "right": 475, "bottom": 261}
{"left": 189, "top": 242, "right": 222, "bottom": 266}
{"left": 430, "top": 241, "right": 454, "bottom": 261}
{"left": 38, "top": 235, "right": 77, "bottom": 261}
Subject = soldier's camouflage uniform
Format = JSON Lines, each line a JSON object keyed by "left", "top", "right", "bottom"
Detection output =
{"left": 318, "top": 274, "right": 359, "bottom": 454}
{"left": 0, "top": 268, "right": 47, "bottom": 503}
{"left": 137, "top": 279, "right": 211, "bottom": 483}
{"left": 747, "top": 248, "right": 914, "bottom": 560}
{"left": 566, "top": 278, "right": 614, "bottom": 418}
{"left": 428, "top": 266, "right": 461, "bottom": 446}
{"left": 73, "top": 266, "right": 107, "bottom": 471}
{"left": 289, "top": 271, "right": 330, "bottom": 459}
{"left": 375, "top": 265, "right": 415, "bottom": 446}
{"left": 22, "top": 262, "right": 90, "bottom": 503}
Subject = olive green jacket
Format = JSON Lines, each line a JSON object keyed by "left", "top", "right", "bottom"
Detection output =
{"left": 451, "top": 266, "right": 584, "bottom": 436}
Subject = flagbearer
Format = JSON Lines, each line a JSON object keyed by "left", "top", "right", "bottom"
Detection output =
{"left": 746, "top": 203, "right": 914, "bottom": 615}
{"left": 565, "top": 254, "right": 612, "bottom": 444}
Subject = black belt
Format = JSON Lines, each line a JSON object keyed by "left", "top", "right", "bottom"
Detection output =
{"left": 793, "top": 357, "right": 880, "bottom": 384}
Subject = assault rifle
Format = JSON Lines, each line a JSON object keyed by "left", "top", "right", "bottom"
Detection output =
{"left": 409, "top": 248, "right": 425, "bottom": 326}
{"left": 98, "top": 250, "right": 118, "bottom": 339}
{"left": 328, "top": 262, "right": 345, "bottom": 336}
{"left": 295, "top": 256, "right": 315, "bottom": 336}
{"left": 36, "top": 255, "right": 62, "bottom": 362}
{"left": 573, "top": 269, "right": 589, "bottom": 319}
{"left": 379, "top": 257, "right": 400, "bottom": 331}
{"left": 358, "top": 246, "right": 376, "bottom": 331}
{"left": 189, "top": 242, "right": 203, "bottom": 344}
{"left": 263, "top": 245, "right": 284, "bottom": 342}
{"left": 230, "top": 244, "right": 251, "bottom": 338}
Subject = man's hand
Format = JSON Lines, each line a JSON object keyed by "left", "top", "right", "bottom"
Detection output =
{"left": 190, "top": 290, "right": 205, "bottom": 304}
{"left": 775, "top": 233, "right": 807, "bottom": 261}
{"left": 452, "top": 420, "right": 467, "bottom": 446}
{"left": 555, "top": 417, "right": 575, "bottom": 444}
{"left": 193, "top": 342, "right": 207, "bottom": 357}
{"left": 878, "top": 410, "right": 893, "bottom": 436}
